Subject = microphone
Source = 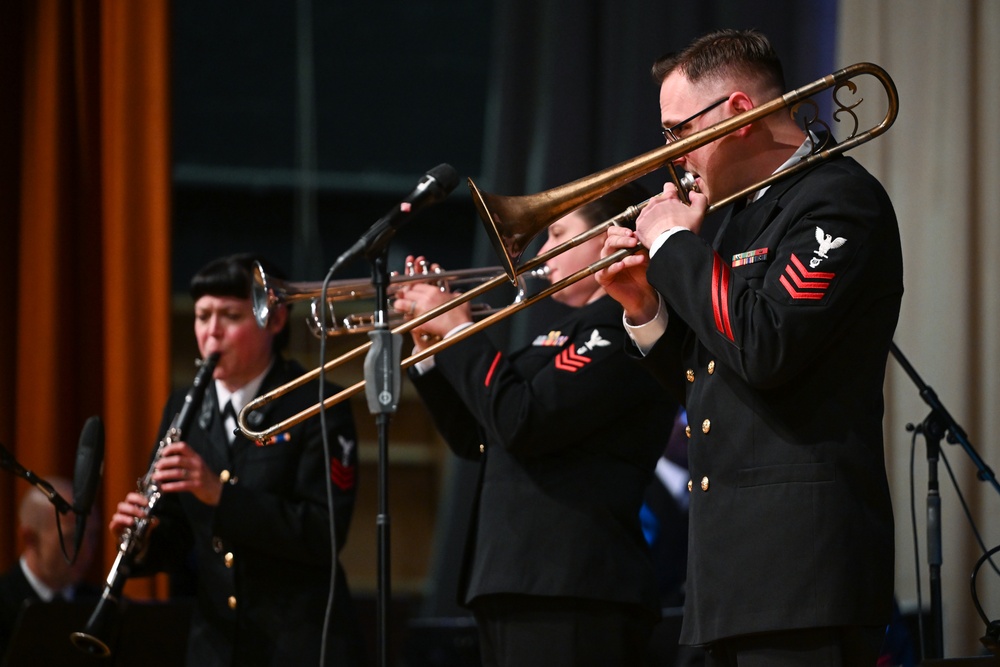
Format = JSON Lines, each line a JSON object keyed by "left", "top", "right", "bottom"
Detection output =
{"left": 72, "top": 416, "right": 105, "bottom": 562}
{"left": 331, "top": 163, "right": 460, "bottom": 272}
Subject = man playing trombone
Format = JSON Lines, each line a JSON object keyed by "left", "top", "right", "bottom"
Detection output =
{"left": 598, "top": 29, "right": 903, "bottom": 667}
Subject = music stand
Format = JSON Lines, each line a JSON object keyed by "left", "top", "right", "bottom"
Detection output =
{"left": 2, "top": 599, "right": 191, "bottom": 667}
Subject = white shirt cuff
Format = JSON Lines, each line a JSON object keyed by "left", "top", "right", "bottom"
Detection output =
{"left": 647, "top": 226, "right": 691, "bottom": 257}
{"left": 623, "top": 295, "right": 669, "bottom": 356}
{"left": 411, "top": 321, "right": 475, "bottom": 375}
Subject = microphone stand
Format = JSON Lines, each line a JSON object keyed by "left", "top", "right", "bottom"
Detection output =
{"left": 0, "top": 442, "right": 74, "bottom": 515}
{"left": 363, "top": 249, "right": 402, "bottom": 667}
{"left": 890, "top": 342, "right": 1000, "bottom": 661}
{"left": 0, "top": 443, "right": 82, "bottom": 565}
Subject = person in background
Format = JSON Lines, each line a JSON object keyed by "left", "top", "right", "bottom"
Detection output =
{"left": 0, "top": 477, "right": 98, "bottom": 656}
{"left": 598, "top": 29, "right": 902, "bottom": 666}
{"left": 395, "top": 183, "right": 678, "bottom": 667}
{"left": 109, "top": 254, "right": 364, "bottom": 667}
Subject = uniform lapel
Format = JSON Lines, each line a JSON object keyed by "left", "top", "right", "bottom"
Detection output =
{"left": 195, "top": 386, "right": 231, "bottom": 469}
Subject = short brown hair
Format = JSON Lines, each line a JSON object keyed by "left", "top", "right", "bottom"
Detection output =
{"left": 651, "top": 29, "right": 785, "bottom": 96}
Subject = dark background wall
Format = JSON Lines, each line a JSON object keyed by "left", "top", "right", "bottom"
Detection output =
{"left": 170, "top": 0, "right": 837, "bottom": 292}
{"left": 171, "top": 0, "right": 494, "bottom": 289}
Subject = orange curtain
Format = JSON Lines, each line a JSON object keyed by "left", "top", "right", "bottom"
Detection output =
{"left": 0, "top": 0, "right": 172, "bottom": 601}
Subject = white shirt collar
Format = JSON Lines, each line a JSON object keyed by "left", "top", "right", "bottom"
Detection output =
{"left": 748, "top": 132, "right": 816, "bottom": 203}
{"left": 19, "top": 557, "right": 73, "bottom": 602}
{"left": 215, "top": 361, "right": 273, "bottom": 414}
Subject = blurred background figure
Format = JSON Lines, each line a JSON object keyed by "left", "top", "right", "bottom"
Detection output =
{"left": 0, "top": 477, "right": 98, "bottom": 656}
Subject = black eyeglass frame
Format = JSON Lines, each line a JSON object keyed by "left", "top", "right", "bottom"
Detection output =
{"left": 661, "top": 96, "right": 729, "bottom": 144}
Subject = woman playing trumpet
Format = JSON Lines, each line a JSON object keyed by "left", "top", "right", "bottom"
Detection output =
{"left": 394, "top": 183, "right": 678, "bottom": 667}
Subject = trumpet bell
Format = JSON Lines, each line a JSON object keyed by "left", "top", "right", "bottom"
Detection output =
{"left": 252, "top": 262, "right": 276, "bottom": 327}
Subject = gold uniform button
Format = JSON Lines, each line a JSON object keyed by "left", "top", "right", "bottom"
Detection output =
{"left": 219, "top": 469, "right": 231, "bottom": 484}
{"left": 701, "top": 476, "right": 710, "bottom": 492}
{"left": 707, "top": 360, "right": 716, "bottom": 374}
{"left": 224, "top": 552, "right": 234, "bottom": 568}
{"left": 479, "top": 443, "right": 485, "bottom": 454}
{"left": 702, "top": 419, "right": 711, "bottom": 434}
{"left": 687, "top": 479, "right": 693, "bottom": 493}
{"left": 228, "top": 596, "right": 237, "bottom": 610}
{"left": 685, "top": 425, "right": 691, "bottom": 438}
{"left": 686, "top": 369, "right": 695, "bottom": 382}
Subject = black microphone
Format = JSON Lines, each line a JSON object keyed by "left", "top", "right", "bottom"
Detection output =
{"left": 331, "top": 163, "right": 460, "bottom": 271}
{"left": 72, "top": 416, "right": 105, "bottom": 561}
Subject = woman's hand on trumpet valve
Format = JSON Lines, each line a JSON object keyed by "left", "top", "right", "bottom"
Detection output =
{"left": 595, "top": 227, "right": 660, "bottom": 327}
{"left": 393, "top": 255, "right": 473, "bottom": 351}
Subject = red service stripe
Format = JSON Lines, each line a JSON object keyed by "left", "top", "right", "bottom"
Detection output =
{"left": 484, "top": 351, "right": 503, "bottom": 387}
{"left": 711, "top": 256, "right": 725, "bottom": 335}
{"left": 711, "top": 254, "right": 735, "bottom": 342}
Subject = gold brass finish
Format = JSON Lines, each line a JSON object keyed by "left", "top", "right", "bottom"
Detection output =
{"left": 237, "top": 63, "right": 898, "bottom": 445}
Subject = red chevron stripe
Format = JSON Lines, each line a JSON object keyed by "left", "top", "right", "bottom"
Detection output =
{"left": 558, "top": 350, "right": 587, "bottom": 368}
{"left": 330, "top": 460, "right": 356, "bottom": 490}
{"left": 784, "top": 264, "right": 830, "bottom": 290}
{"left": 780, "top": 275, "right": 825, "bottom": 300}
{"left": 790, "top": 253, "right": 835, "bottom": 279}
{"left": 554, "top": 348, "right": 590, "bottom": 372}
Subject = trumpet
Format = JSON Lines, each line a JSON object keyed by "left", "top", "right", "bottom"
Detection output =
{"left": 252, "top": 260, "right": 550, "bottom": 336}
{"left": 71, "top": 353, "right": 220, "bottom": 657}
{"left": 236, "top": 62, "right": 898, "bottom": 444}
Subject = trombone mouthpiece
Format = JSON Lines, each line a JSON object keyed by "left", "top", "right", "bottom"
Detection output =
{"left": 680, "top": 171, "right": 699, "bottom": 193}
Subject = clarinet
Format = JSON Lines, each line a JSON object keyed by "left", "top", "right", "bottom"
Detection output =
{"left": 70, "top": 353, "right": 220, "bottom": 657}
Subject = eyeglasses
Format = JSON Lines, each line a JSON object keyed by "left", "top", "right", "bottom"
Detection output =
{"left": 661, "top": 97, "right": 729, "bottom": 144}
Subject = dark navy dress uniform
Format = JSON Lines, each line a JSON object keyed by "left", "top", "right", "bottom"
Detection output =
{"left": 640, "top": 155, "right": 903, "bottom": 651}
{"left": 141, "top": 357, "right": 364, "bottom": 667}
{"left": 411, "top": 295, "right": 677, "bottom": 665}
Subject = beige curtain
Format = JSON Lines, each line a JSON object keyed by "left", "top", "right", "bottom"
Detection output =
{"left": 838, "top": 0, "right": 1000, "bottom": 657}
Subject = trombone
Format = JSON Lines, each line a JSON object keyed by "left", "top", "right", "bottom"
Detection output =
{"left": 238, "top": 61, "right": 898, "bottom": 444}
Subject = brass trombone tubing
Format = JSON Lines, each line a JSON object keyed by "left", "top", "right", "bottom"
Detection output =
{"left": 471, "top": 61, "right": 899, "bottom": 281}
{"left": 237, "top": 230, "right": 638, "bottom": 445}
{"left": 238, "top": 61, "right": 898, "bottom": 443}
{"left": 236, "top": 212, "right": 634, "bottom": 443}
